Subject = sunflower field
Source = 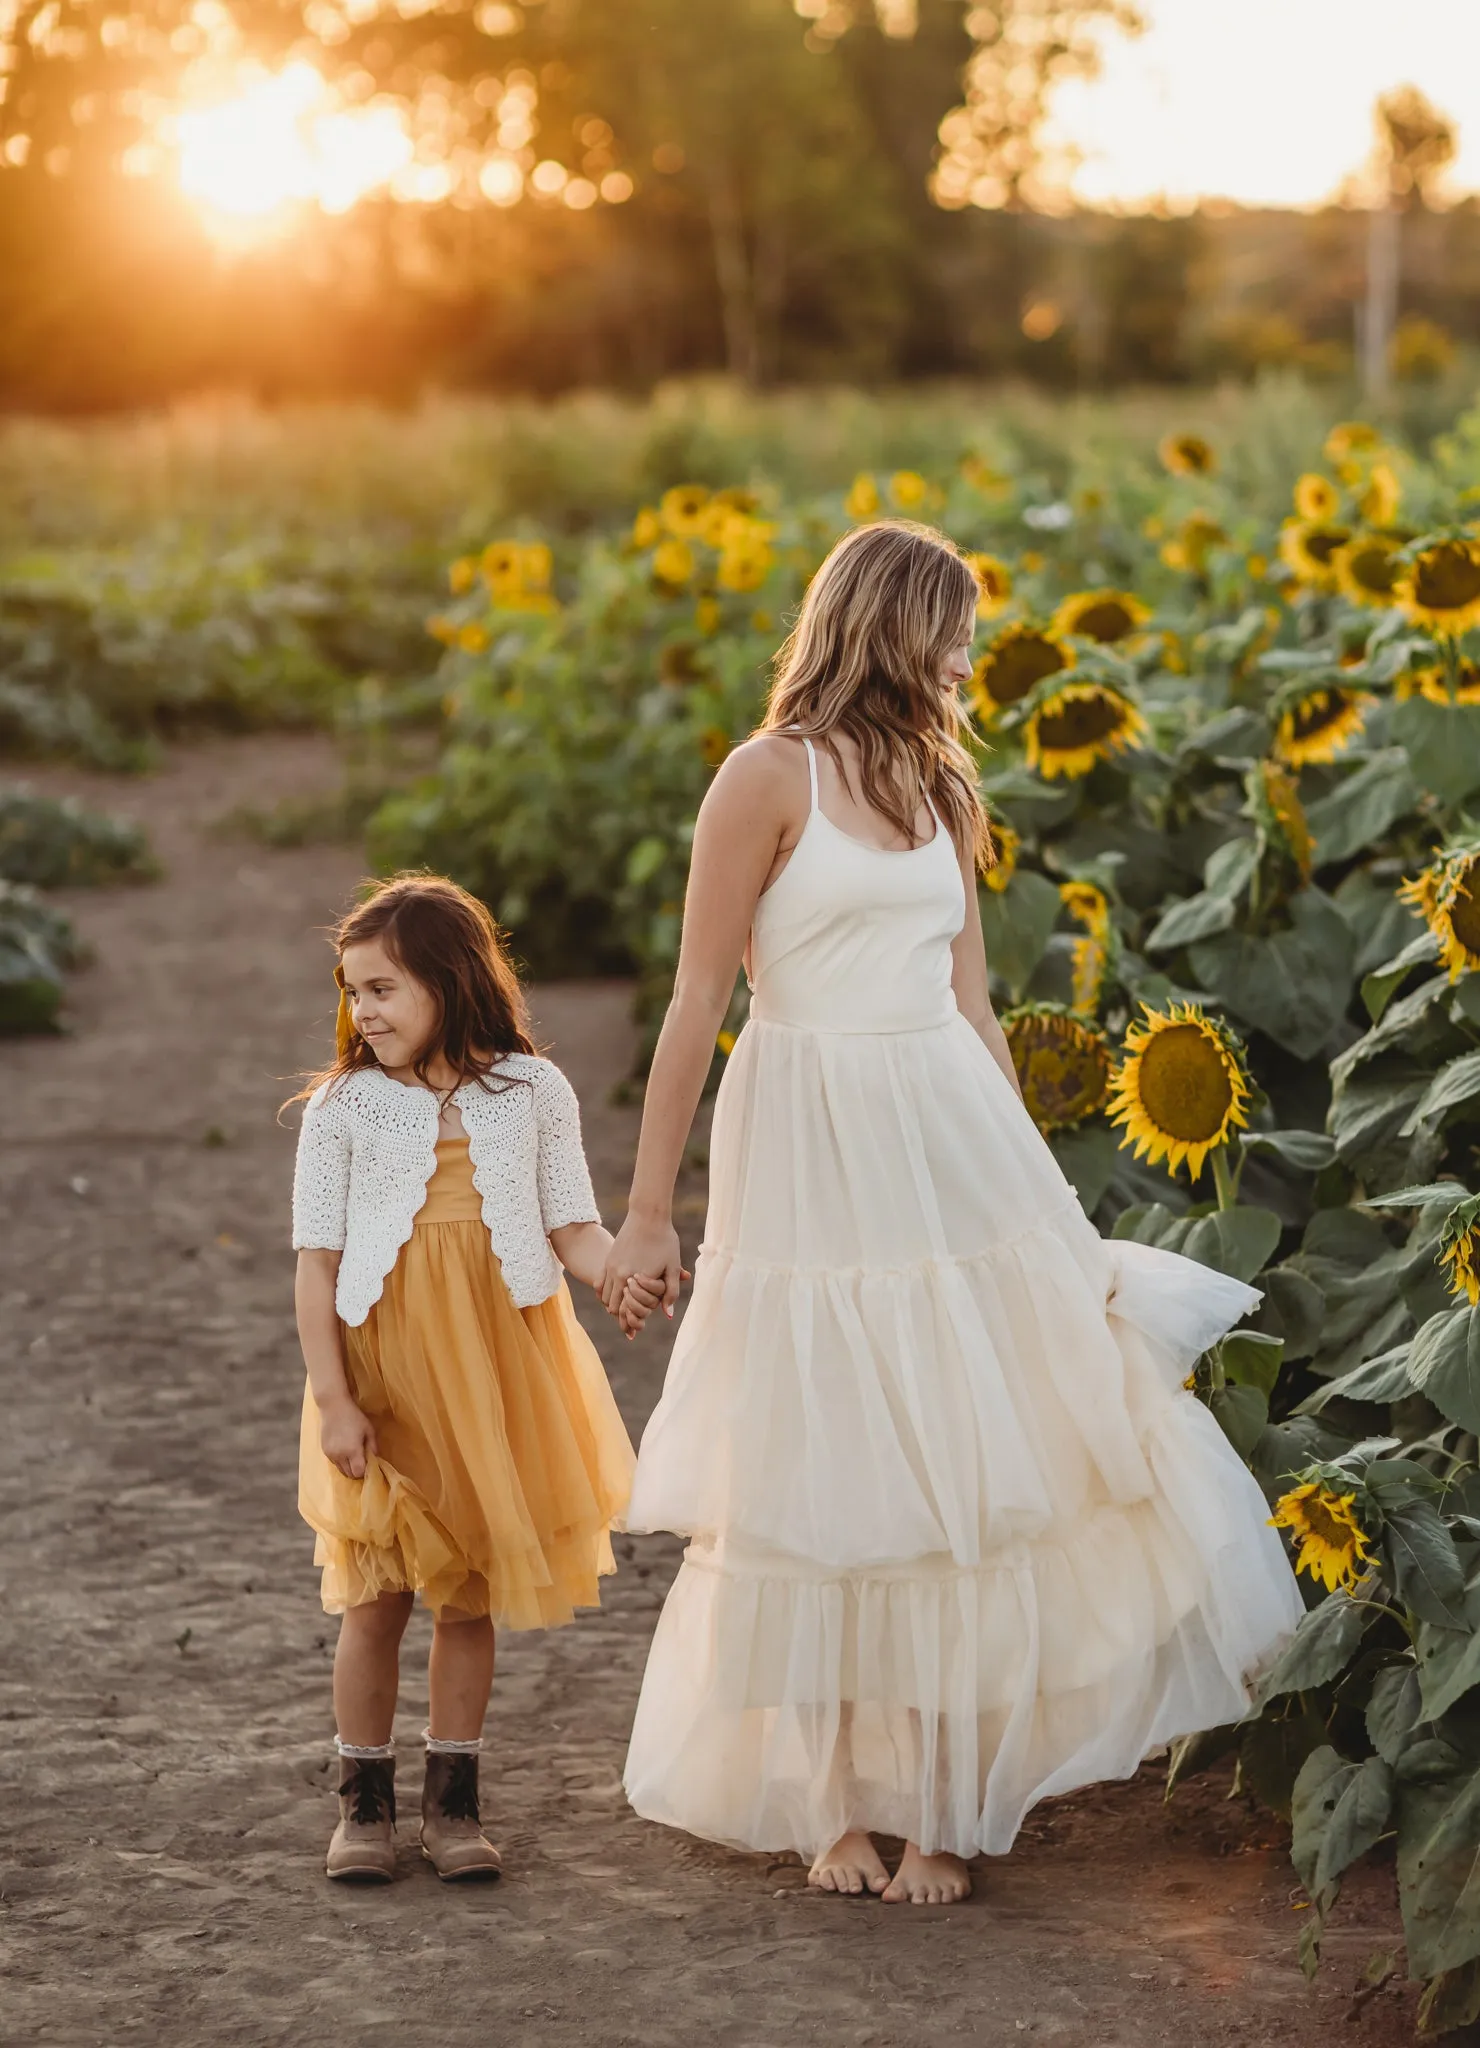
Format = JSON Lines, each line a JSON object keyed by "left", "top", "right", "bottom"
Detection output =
{"left": 370, "top": 403, "right": 1480, "bottom": 2030}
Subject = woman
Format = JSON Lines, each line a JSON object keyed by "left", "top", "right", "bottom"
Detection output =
{"left": 602, "top": 521, "right": 1301, "bottom": 1905}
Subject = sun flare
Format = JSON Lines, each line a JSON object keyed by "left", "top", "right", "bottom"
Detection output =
{"left": 172, "top": 62, "right": 414, "bottom": 240}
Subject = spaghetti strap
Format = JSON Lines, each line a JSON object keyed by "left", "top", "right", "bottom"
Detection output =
{"left": 799, "top": 735, "right": 819, "bottom": 812}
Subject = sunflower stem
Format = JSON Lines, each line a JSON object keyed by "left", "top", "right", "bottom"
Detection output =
{"left": 1210, "top": 1145, "right": 1237, "bottom": 1212}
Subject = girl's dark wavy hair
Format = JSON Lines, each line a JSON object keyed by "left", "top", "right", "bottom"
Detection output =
{"left": 291, "top": 872, "right": 536, "bottom": 1105}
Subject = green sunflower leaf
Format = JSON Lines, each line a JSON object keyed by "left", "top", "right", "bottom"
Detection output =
{"left": 1303, "top": 751, "right": 1419, "bottom": 870}
{"left": 1407, "top": 1305, "right": 1480, "bottom": 1434}
{"left": 1256, "top": 1592, "right": 1373, "bottom": 1705}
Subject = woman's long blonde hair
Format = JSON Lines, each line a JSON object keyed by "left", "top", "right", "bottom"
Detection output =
{"left": 761, "top": 521, "right": 989, "bottom": 865}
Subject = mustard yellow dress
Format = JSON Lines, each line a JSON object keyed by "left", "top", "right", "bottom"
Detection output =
{"left": 298, "top": 1137, "right": 636, "bottom": 1627}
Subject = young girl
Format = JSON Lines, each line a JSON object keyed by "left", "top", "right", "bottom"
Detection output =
{"left": 292, "top": 873, "right": 653, "bottom": 1884}
{"left": 603, "top": 522, "right": 1303, "bottom": 1904}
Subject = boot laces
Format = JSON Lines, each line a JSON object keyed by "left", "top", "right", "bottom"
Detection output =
{"left": 345, "top": 1761, "right": 395, "bottom": 1825}
{"left": 437, "top": 1754, "right": 481, "bottom": 1823}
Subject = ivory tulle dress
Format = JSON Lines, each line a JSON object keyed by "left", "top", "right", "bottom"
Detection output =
{"left": 622, "top": 738, "right": 1303, "bottom": 1859}
{"left": 299, "top": 1138, "right": 635, "bottom": 1628}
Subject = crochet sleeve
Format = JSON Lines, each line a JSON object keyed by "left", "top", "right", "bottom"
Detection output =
{"left": 291, "top": 1086, "right": 351, "bottom": 1251}
{"left": 533, "top": 1061, "right": 601, "bottom": 1234}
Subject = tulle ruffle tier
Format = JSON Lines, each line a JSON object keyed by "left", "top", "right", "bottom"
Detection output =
{"left": 622, "top": 1014, "right": 1303, "bottom": 1857}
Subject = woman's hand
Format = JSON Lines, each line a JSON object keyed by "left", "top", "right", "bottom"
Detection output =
{"left": 319, "top": 1393, "right": 377, "bottom": 1479}
{"left": 601, "top": 1211, "right": 685, "bottom": 1322}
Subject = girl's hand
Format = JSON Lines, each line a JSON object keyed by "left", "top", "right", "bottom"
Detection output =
{"left": 602, "top": 1213, "right": 684, "bottom": 1321}
{"left": 319, "top": 1394, "right": 377, "bottom": 1479}
{"left": 617, "top": 1271, "right": 684, "bottom": 1339}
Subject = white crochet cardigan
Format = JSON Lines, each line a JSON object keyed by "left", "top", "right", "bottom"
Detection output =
{"left": 291, "top": 1055, "right": 601, "bottom": 1324}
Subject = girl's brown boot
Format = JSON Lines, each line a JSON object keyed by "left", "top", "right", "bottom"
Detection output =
{"left": 326, "top": 1753, "right": 397, "bottom": 1883}
{"left": 420, "top": 1751, "right": 503, "bottom": 1881}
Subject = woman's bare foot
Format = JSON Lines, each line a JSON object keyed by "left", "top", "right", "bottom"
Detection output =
{"left": 882, "top": 1842, "right": 972, "bottom": 1905}
{"left": 807, "top": 1830, "right": 889, "bottom": 1897}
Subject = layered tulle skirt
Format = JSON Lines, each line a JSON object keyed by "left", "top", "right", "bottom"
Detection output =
{"left": 622, "top": 1015, "right": 1302, "bottom": 1857}
{"left": 299, "top": 1139, "right": 635, "bottom": 1629}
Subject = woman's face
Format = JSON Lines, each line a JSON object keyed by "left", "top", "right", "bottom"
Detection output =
{"left": 340, "top": 939, "right": 439, "bottom": 1076}
{"left": 939, "top": 623, "right": 976, "bottom": 696}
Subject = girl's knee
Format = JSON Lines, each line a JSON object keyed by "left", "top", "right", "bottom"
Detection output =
{"left": 432, "top": 1606, "right": 493, "bottom": 1635}
{"left": 343, "top": 1591, "right": 414, "bottom": 1639}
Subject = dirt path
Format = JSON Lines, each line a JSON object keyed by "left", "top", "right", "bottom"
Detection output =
{"left": 0, "top": 735, "right": 1422, "bottom": 2048}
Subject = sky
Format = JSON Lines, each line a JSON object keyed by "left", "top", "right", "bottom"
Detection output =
{"left": 1043, "top": 0, "right": 1480, "bottom": 210}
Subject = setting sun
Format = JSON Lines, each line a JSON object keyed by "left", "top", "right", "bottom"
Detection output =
{"left": 172, "top": 62, "right": 413, "bottom": 240}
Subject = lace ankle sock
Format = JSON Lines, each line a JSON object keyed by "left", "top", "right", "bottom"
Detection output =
{"left": 423, "top": 1728, "right": 483, "bottom": 1754}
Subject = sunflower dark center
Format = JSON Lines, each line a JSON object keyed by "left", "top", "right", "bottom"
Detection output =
{"left": 1291, "top": 691, "right": 1349, "bottom": 740}
{"left": 1414, "top": 543, "right": 1480, "bottom": 611}
{"left": 1449, "top": 872, "right": 1480, "bottom": 956}
{"left": 1348, "top": 542, "right": 1399, "bottom": 594}
{"left": 1304, "top": 527, "right": 1350, "bottom": 567}
{"left": 1012, "top": 1019, "right": 1108, "bottom": 1126}
{"left": 1037, "top": 691, "right": 1127, "bottom": 751}
{"left": 985, "top": 636, "right": 1066, "bottom": 705}
{"left": 1135, "top": 1025, "right": 1234, "bottom": 1143}
{"left": 1072, "top": 600, "right": 1137, "bottom": 643}
{"left": 1297, "top": 1493, "right": 1357, "bottom": 1551}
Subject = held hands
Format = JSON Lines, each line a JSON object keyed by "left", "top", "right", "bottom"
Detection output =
{"left": 601, "top": 1211, "right": 689, "bottom": 1339}
{"left": 319, "top": 1392, "right": 377, "bottom": 1479}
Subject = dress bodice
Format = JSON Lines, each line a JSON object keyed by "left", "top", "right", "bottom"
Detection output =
{"left": 748, "top": 736, "right": 966, "bottom": 1034}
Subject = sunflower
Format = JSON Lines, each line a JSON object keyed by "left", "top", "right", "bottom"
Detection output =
{"left": 1398, "top": 538, "right": 1480, "bottom": 637}
{"left": 1059, "top": 879, "right": 1111, "bottom": 938}
{"left": 1335, "top": 532, "right": 1403, "bottom": 609}
{"left": 969, "top": 624, "right": 1068, "bottom": 720}
{"left": 1438, "top": 1195, "right": 1480, "bottom": 1305}
{"left": 1294, "top": 472, "right": 1340, "bottom": 521}
{"left": 1160, "top": 513, "right": 1227, "bottom": 573}
{"left": 1399, "top": 846, "right": 1480, "bottom": 980}
{"left": 1325, "top": 420, "right": 1381, "bottom": 469}
{"left": 660, "top": 485, "right": 711, "bottom": 538}
{"left": 715, "top": 1029, "right": 737, "bottom": 1057}
{"left": 711, "top": 486, "right": 760, "bottom": 515}
{"left": 1360, "top": 461, "right": 1402, "bottom": 526}
{"left": 1106, "top": 1002, "right": 1251, "bottom": 1182}
{"left": 1273, "top": 685, "right": 1373, "bottom": 768}
{"left": 1159, "top": 432, "right": 1217, "bottom": 478}
{"left": 1279, "top": 519, "right": 1352, "bottom": 591}
{"left": 889, "top": 470, "right": 929, "bottom": 509}
{"left": 631, "top": 506, "right": 663, "bottom": 549}
{"left": 694, "top": 595, "right": 721, "bottom": 636}
{"left": 457, "top": 621, "right": 490, "bottom": 654}
{"left": 717, "top": 531, "right": 774, "bottom": 593}
{"left": 448, "top": 555, "right": 478, "bottom": 594}
{"left": 963, "top": 552, "right": 1013, "bottom": 619}
{"left": 518, "top": 541, "right": 553, "bottom": 591}
{"left": 698, "top": 726, "right": 732, "bottom": 767}
{"left": 652, "top": 538, "right": 695, "bottom": 589}
{"left": 961, "top": 453, "right": 1009, "bottom": 496}
{"left": 426, "top": 613, "right": 458, "bottom": 646}
{"left": 1025, "top": 680, "right": 1149, "bottom": 782}
{"left": 481, "top": 540, "right": 524, "bottom": 591}
{"left": 1002, "top": 1006, "right": 1112, "bottom": 1132}
{"left": 1268, "top": 1482, "right": 1373, "bottom": 1594}
{"left": 1396, "top": 659, "right": 1480, "bottom": 706}
{"left": 981, "top": 814, "right": 1020, "bottom": 892}
{"left": 1051, "top": 589, "right": 1151, "bottom": 646}
{"left": 1255, "top": 760, "right": 1314, "bottom": 879}
{"left": 697, "top": 500, "right": 744, "bottom": 549}
{"left": 844, "top": 472, "right": 881, "bottom": 521}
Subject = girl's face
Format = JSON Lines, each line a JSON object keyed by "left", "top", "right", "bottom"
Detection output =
{"left": 340, "top": 939, "right": 439, "bottom": 1075}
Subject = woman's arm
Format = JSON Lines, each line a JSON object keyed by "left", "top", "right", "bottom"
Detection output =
{"left": 599, "top": 738, "right": 800, "bottom": 1314}
{"left": 295, "top": 1248, "right": 377, "bottom": 1478}
{"left": 951, "top": 840, "right": 1025, "bottom": 1102}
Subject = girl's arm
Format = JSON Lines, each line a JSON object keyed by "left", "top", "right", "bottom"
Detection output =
{"left": 295, "top": 1249, "right": 377, "bottom": 1478}
{"left": 291, "top": 1091, "right": 374, "bottom": 1477}
{"left": 951, "top": 839, "right": 1025, "bottom": 1103}
{"left": 599, "top": 738, "right": 798, "bottom": 1315}
{"left": 550, "top": 1221, "right": 671, "bottom": 1335}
